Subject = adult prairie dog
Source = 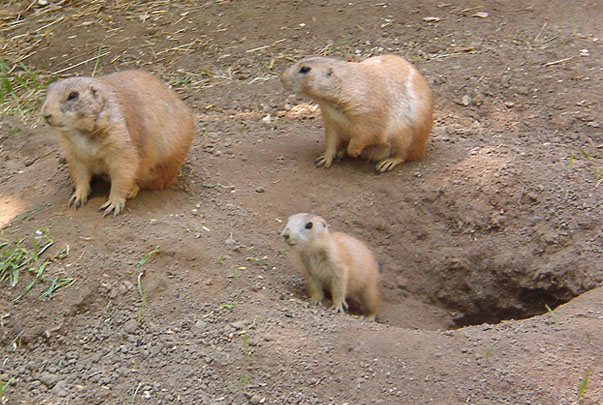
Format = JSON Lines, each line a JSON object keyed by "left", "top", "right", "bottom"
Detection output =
{"left": 41, "top": 70, "right": 194, "bottom": 217}
{"left": 281, "top": 213, "right": 380, "bottom": 318}
{"left": 280, "top": 54, "right": 433, "bottom": 173}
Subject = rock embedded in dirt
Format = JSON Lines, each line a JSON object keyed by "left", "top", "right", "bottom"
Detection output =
{"left": 51, "top": 380, "right": 69, "bottom": 397}
{"left": 123, "top": 319, "right": 138, "bottom": 334}
{"left": 230, "top": 320, "right": 247, "bottom": 330}
{"left": 192, "top": 320, "right": 208, "bottom": 333}
{"left": 38, "top": 372, "right": 59, "bottom": 387}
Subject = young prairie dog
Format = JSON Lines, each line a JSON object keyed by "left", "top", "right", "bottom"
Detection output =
{"left": 280, "top": 54, "right": 433, "bottom": 173}
{"left": 281, "top": 213, "right": 380, "bottom": 318}
{"left": 41, "top": 70, "right": 194, "bottom": 217}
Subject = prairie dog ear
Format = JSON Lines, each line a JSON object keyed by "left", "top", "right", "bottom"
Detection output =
{"left": 90, "top": 85, "right": 99, "bottom": 100}
{"left": 326, "top": 67, "right": 333, "bottom": 77}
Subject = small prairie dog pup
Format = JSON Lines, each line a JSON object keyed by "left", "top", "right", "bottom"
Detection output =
{"left": 281, "top": 213, "right": 380, "bottom": 318}
{"left": 41, "top": 70, "right": 194, "bottom": 217}
{"left": 280, "top": 54, "right": 433, "bottom": 173}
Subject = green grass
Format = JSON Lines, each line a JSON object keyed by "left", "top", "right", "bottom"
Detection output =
{"left": 0, "top": 229, "right": 71, "bottom": 302}
{"left": 39, "top": 277, "right": 74, "bottom": 299}
{"left": 567, "top": 152, "right": 575, "bottom": 169}
{"left": 545, "top": 304, "right": 559, "bottom": 326}
{"left": 214, "top": 251, "right": 226, "bottom": 264}
{"left": 250, "top": 315, "right": 261, "bottom": 329}
{"left": 131, "top": 381, "right": 143, "bottom": 404}
{"left": 0, "top": 60, "right": 54, "bottom": 118}
{"left": 136, "top": 246, "right": 160, "bottom": 269}
{"left": 0, "top": 378, "right": 13, "bottom": 397}
{"left": 91, "top": 45, "right": 104, "bottom": 77}
{"left": 230, "top": 265, "right": 240, "bottom": 279}
{"left": 172, "top": 76, "right": 191, "bottom": 86}
{"left": 578, "top": 369, "right": 590, "bottom": 400}
{"left": 225, "top": 375, "right": 248, "bottom": 394}
{"left": 245, "top": 256, "right": 271, "bottom": 266}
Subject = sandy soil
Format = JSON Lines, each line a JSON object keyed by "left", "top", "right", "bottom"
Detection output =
{"left": 0, "top": 0, "right": 601, "bottom": 404}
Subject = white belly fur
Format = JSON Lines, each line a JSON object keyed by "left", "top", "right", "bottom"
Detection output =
{"left": 62, "top": 131, "right": 108, "bottom": 175}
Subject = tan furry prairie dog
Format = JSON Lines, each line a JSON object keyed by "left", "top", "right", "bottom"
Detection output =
{"left": 280, "top": 54, "right": 433, "bottom": 173}
{"left": 41, "top": 70, "right": 194, "bottom": 217}
{"left": 281, "top": 213, "right": 380, "bottom": 318}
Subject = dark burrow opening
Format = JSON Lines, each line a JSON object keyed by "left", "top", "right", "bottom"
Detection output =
{"left": 442, "top": 283, "right": 585, "bottom": 328}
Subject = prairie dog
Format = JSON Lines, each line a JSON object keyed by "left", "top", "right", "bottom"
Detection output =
{"left": 41, "top": 70, "right": 194, "bottom": 216}
{"left": 280, "top": 54, "right": 433, "bottom": 173}
{"left": 281, "top": 213, "right": 380, "bottom": 317}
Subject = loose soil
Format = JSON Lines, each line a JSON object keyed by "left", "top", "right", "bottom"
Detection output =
{"left": 0, "top": 1, "right": 601, "bottom": 404}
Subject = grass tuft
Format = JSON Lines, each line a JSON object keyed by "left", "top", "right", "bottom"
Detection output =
{"left": 0, "top": 60, "right": 53, "bottom": 119}
{"left": 1, "top": 229, "right": 70, "bottom": 302}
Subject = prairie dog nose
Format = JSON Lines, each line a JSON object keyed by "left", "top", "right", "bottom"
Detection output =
{"left": 282, "top": 232, "right": 290, "bottom": 240}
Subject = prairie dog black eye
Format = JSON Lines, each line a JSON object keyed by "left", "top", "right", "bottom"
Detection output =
{"left": 305, "top": 222, "right": 313, "bottom": 229}
{"left": 67, "top": 92, "right": 79, "bottom": 101}
{"left": 299, "top": 66, "right": 311, "bottom": 74}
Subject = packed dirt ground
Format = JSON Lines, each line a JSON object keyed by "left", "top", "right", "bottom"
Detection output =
{"left": 0, "top": 0, "right": 601, "bottom": 403}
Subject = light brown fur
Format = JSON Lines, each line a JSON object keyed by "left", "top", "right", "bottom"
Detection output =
{"left": 280, "top": 54, "right": 433, "bottom": 173}
{"left": 41, "top": 70, "right": 194, "bottom": 216}
{"left": 281, "top": 213, "right": 380, "bottom": 318}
